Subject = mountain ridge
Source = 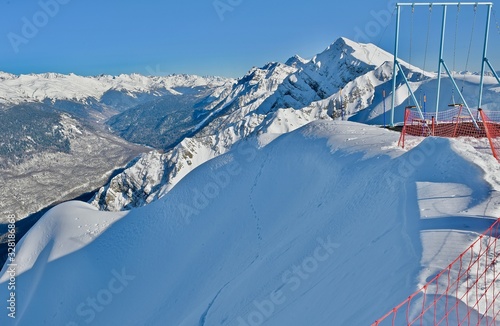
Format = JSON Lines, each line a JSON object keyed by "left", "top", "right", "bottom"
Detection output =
{"left": 90, "top": 36, "right": 500, "bottom": 212}
{"left": 0, "top": 71, "right": 234, "bottom": 121}
{"left": 90, "top": 37, "right": 408, "bottom": 211}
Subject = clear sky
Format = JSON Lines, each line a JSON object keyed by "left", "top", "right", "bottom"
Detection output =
{"left": 2, "top": 0, "right": 500, "bottom": 78}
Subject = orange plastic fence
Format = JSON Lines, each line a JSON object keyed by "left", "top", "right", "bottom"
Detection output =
{"left": 398, "top": 107, "right": 500, "bottom": 162}
{"left": 373, "top": 218, "right": 500, "bottom": 325}
{"left": 480, "top": 110, "right": 500, "bottom": 162}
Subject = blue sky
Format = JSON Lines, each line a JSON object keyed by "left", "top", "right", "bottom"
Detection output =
{"left": 1, "top": 0, "right": 500, "bottom": 78}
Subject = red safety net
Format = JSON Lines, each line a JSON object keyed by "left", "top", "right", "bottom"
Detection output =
{"left": 373, "top": 218, "right": 500, "bottom": 326}
{"left": 481, "top": 110, "right": 500, "bottom": 161}
{"left": 398, "top": 106, "right": 500, "bottom": 162}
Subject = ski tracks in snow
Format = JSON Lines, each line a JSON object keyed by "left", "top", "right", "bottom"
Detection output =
{"left": 198, "top": 282, "right": 230, "bottom": 326}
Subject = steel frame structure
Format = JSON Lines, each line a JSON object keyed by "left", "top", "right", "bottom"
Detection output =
{"left": 390, "top": 2, "right": 499, "bottom": 127}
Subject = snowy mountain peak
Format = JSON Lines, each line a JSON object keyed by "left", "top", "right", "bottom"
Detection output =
{"left": 238, "top": 62, "right": 296, "bottom": 87}
{"left": 285, "top": 54, "right": 309, "bottom": 67}
{"left": 312, "top": 37, "right": 393, "bottom": 73}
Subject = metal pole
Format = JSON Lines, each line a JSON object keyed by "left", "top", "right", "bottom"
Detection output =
{"left": 485, "top": 58, "right": 500, "bottom": 85}
{"left": 397, "top": 61, "right": 425, "bottom": 120}
{"left": 435, "top": 5, "right": 447, "bottom": 123}
{"left": 396, "top": 2, "right": 493, "bottom": 6}
{"left": 478, "top": 4, "right": 492, "bottom": 109}
{"left": 383, "top": 90, "right": 386, "bottom": 127}
{"left": 391, "top": 5, "right": 401, "bottom": 127}
{"left": 441, "top": 60, "right": 479, "bottom": 128}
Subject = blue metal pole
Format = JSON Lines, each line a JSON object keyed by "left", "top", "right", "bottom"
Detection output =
{"left": 441, "top": 60, "right": 479, "bottom": 128}
{"left": 435, "top": 5, "right": 447, "bottom": 123}
{"left": 397, "top": 61, "right": 425, "bottom": 120}
{"left": 396, "top": 2, "right": 492, "bottom": 6}
{"left": 478, "top": 4, "right": 492, "bottom": 110}
{"left": 383, "top": 90, "right": 386, "bottom": 127}
{"left": 391, "top": 5, "right": 401, "bottom": 127}
{"left": 485, "top": 58, "right": 500, "bottom": 85}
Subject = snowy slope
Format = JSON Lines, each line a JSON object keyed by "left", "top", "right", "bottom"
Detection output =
{"left": 91, "top": 37, "right": 402, "bottom": 211}
{"left": 3, "top": 121, "right": 500, "bottom": 325}
{"left": 91, "top": 37, "right": 500, "bottom": 212}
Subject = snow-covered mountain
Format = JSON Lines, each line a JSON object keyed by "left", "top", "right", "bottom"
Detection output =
{"left": 0, "top": 72, "right": 233, "bottom": 121}
{"left": 91, "top": 37, "right": 500, "bottom": 212}
{"left": 3, "top": 121, "right": 500, "bottom": 325}
{"left": 0, "top": 72, "right": 230, "bottom": 106}
{"left": 86, "top": 37, "right": 434, "bottom": 211}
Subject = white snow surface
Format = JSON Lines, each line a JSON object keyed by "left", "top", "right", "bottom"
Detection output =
{"left": 3, "top": 121, "right": 500, "bottom": 325}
